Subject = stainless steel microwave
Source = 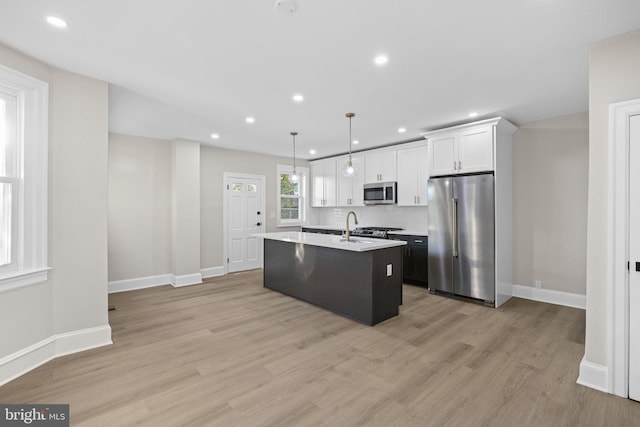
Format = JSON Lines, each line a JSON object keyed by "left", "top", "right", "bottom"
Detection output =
{"left": 363, "top": 182, "right": 397, "bottom": 205}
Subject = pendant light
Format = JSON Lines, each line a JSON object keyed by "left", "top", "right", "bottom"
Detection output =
{"left": 289, "top": 131, "right": 299, "bottom": 183}
{"left": 342, "top": 112, "right": 357, "bottom": 177}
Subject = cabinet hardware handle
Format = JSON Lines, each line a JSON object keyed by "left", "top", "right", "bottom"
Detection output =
{"left": 415, "top": 240, "right": 423, "bottom": 243}
{"left": 458, "top": 160, "right": 462, "bottom": 170}
{"left": 417, "top": 196, "right": 420, "bottom": 203}
{"left": 453, "top": 161, "right": 457, "bottom": 171}
{"left": 452, "top": 198, "right": 458, "bottom": 257}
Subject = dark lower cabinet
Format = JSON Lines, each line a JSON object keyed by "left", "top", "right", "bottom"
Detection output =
{"left": 388, "top": 234, "right": 428, "bottom": 286}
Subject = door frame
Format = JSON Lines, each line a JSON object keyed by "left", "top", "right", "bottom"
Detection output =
{"left": 223, "top": 172, "right": 266, "bottom": 274}
{"left": 607, "top": 98, "right": 640, "bottom": 397}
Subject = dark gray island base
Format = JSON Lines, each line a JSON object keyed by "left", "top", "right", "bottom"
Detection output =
{"left": 263, "top": 238, "right": 403, "bottom": 326}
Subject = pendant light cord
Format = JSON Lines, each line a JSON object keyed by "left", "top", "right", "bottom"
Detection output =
{"left": 346, "top": 112, "right": 355, "bottom": 163}
{"left": 290, "top": 131, "right": 297, "bottom": 174}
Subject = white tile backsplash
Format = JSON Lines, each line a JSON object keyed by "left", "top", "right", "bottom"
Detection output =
{"left": 308, "top": 205, "right": 428, "bottom": 232}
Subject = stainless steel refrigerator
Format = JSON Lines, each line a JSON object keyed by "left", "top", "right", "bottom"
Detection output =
{"left": 427, "top": 173, "right": 495, "bottom": 303}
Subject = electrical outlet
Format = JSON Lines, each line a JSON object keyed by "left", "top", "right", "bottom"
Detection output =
{"left": 386, "top": 264, "right": 392, "bottom": 277}
{"left": 535, "top": 280, "right": 542, "bottom": 289}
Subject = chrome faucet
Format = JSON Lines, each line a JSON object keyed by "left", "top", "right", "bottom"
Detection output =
{"left": 345, "top": 211, "right": 359, "bottom": 241}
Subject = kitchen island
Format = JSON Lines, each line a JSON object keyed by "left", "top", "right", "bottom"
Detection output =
{"left": 254, "top": 232, "right": 406, "bottom": 326}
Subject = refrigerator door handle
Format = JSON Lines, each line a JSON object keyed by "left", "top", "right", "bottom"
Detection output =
{"left": 452, "top": 198, "right": 458, "bottom": 257}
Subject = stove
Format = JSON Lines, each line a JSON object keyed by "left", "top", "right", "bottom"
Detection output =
{"left": 350, "top": 227, "right": 403, "bottom": 239}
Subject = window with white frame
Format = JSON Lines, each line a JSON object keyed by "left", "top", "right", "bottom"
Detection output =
{"left": 0, "top": 64, "right": 49, "bottom": 290}
{"left": 277, "top": 164, "right": 308, "bottom": 226}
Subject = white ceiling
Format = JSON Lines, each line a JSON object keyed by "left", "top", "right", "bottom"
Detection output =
{"left": 0, "top": 1, "right": 639, "bottom": 159}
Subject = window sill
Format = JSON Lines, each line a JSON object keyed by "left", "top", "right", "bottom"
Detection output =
{"left": 0, "top": 268, "right": 51, "bottom": 293}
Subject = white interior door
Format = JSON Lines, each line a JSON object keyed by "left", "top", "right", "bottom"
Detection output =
{"left": 226, "top": 176, "right": 264, "bottom": 273}
{"left": 630, "top": 113, "right": 640, "bottom": 401}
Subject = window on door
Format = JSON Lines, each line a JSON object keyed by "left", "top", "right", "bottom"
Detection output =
{"left": 0, "top": 65, "right": 49, "bottom": 290}
{"left": 277, "top": 164, "right": 308, "bottom": 226}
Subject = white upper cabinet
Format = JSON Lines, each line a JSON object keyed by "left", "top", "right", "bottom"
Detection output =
{"left": 424, "top": 121, "right": 497, "bottom": 177}
{"left": 428, "top": 133, "right": 456, "bottom": 176}
{"left": 365, "top": 148, "right": 396, "bottom": 183}
{"left": 310, "top": 158, "right": 337, "bottom": 207}
{"left": 336, "top": 155, "right": 365, "bottom": 207}
{"left": 457, "top": 125, "right": 494, "bottom": 173}
{"left": 396, "top": 143, "right": 429, "bottom": 206}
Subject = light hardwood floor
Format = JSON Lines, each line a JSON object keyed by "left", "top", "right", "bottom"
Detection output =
{"left": 1, "top": 270, "right": 639, "bottom": 426}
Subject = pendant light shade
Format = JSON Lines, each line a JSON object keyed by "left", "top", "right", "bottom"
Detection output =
{"left": 289, "top": 131, "right": 299, "bottom": 183}
{"left": 342, "top": 112, "right": 358, "bottom": 177}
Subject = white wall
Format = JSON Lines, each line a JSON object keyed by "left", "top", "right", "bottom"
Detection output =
{"left": 107, "top": 137, "right": 305, "bottom": 281}
{"left": 586, "top": 29, "right": 640, "bottom": 366}
{"left": 200, "top": 145, "right": 304, "bottom": 269}
{"left": 512, "top": 112, "right": 589, "bottom": 295}
{"left": 108, "top": 133, "right": 171, "bottom": 282}
{"left": 171, "top": 139, "right": 201, "bottom": 283}
{"left": 0, "top": 42, "right": 111, "bottom": 382}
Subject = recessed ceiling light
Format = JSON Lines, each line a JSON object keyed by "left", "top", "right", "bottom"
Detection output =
{"left": 245, "top": 117, "right": 255, "bottom": 124}
{"left": 374, "top": 55, "right": 388, "bottom": 66}
{"left": 309, "top": 149, "right": 316, "bottom": 155}
{"left": 353, "top": 140, "right": 359, "bottom": 145}
{"left": 398, "top": 128, "right": 406, "bottom": 133}
{"left": 46, "top": 16, "right": 69, "bottom": 28}
{"left": 210, "top": 133, "right": 219, "bottom": 139}
{"left": 292, "top": 94, "right": 304, "bottom": 102}
{"left": 468, "top": 112, "right": 478, "bottom": 118}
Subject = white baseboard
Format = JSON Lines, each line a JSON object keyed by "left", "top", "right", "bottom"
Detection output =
{"left": 512, "top": 284, "right": 586, "bottom": 310}
{"left": 171, "top": 273, "right": 203, "bottom": 287}
{"left": 0, "top": 324, "right": 112, "bottom": 387}
{"left": 201, "top": 266, "right": 225, "bottom": 279}
{"left": 577, "top": 354, "right": 609, "bottom": 393}
{"left": 108, "top": 274, "right": 172, "bottom": 294}
{"left": 109, "top": 267, "right": 226, "bottom": 294}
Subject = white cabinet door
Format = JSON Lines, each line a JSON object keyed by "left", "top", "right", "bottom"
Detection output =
{"left": 379, "top": 150, "right": 397, "bottom": 182}
{"left": 397, "top": 144, "right": 429, "bottom": 206}
{"left": 365, "top": 149, "right": 397, "bottom": 183}
{"left": 323, "top": 159, "right": 337, "bottom": 207}
{"left": 350, "top": 155, "right": 365, "bottom": 206}
{"left": 365, "top": 153, "right": 381, "bottom": 183}
{"left": 337, "top": 155, "right": 364, "bottom": 206}
{"left": 428, "top": 133, "right": 456, "bottom": 176}
{"left": 310, "top": 162, "right": 325, "bottom": 207}
{"left": 397, "top": 147, "right": 419, "bottom": 205}
{"left": 457, "top": 125, "right": 494, "bottom": 173}
{"left": 336, "top": 156, "right": 351, "bottom": 207}
{"left": 310, "top": 159, "right": 337, "bottom": 207}
{"left": 416, "top": 144, "right": 429, "bottom": 205}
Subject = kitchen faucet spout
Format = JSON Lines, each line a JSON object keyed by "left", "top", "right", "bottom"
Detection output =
{"left": 345, "top": 211, "right": 359, "bottom": 241}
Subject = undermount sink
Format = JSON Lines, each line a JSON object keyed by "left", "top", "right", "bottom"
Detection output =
{"left": 339, "top": 238, "right": 372, "bottom": 244}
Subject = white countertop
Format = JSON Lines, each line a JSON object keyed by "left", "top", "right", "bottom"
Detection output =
{"left": 303, "top": 225, "right": 428, "bottom": 237}
{"left": 254, "top": 232, "right": 406, "bottom": 252}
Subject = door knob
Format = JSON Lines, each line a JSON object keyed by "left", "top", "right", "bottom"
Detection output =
{"left": 256, "top": 222, "right": 262, "bottom": 226}
{"left": 636, "top": 262, "right": 640, "bottom": 272}
{"left": 257, "top": 211, "right": 261, "bottom": 215}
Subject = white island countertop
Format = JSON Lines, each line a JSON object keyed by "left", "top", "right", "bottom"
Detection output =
{"left": 254, "top": 232, "right": 406, "bottom": 252}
